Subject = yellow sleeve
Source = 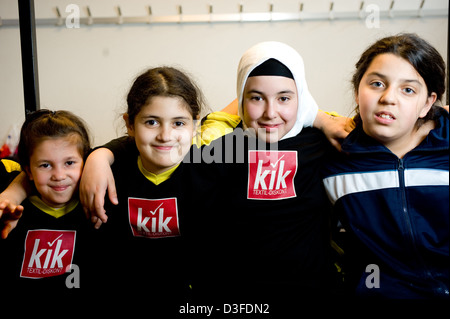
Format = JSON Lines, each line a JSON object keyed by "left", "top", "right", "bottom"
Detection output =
{"left": 1, "top": 159, "right": 22, "bottom": 173}
{"left": 194, "top": 111, "right": 241, "bottom": 146}
{"left": 323, "top": 110, "right": 341, "bottom": 117}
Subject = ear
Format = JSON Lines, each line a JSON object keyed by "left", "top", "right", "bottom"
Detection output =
{"left": 419, "top": 92, "right": 437, "bottom": 118}
{"left": 354, "top": 90, "right": 359, "bottom": 106}
{"left": 123, "top": 113, "right": 135, "bottom": 137}
{"left": 24, "top": 166, "right": 33, "bottom": 181}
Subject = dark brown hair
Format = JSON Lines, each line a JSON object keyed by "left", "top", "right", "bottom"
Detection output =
{"left": 352, "top": 33, "right": 446, "bottom": 127}
{"left": 17, "top": 109, "right": 91, "bottom": 168}
{"left": 126, "top": 67, "right": 205, "bottom": 125}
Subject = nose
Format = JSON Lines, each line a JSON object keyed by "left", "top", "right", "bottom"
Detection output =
{"left": 263, "top": 100, "right": 277, "bottom": 119}
{"left": 51, "top": 166, "right": 66, "bottom": 181}
{"left": 379, "top": 85, "right": 397, "bottom": 105}
{"left": 157, "top": 124, "right": 172, "bottom": 142}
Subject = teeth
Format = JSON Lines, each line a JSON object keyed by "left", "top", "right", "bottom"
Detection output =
{"left": 380, "top": 114, "right": 393, "bottom": 120}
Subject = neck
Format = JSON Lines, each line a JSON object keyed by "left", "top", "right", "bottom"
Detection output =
{"left": 386, "top": 120, "right": 435, "bottom": 158}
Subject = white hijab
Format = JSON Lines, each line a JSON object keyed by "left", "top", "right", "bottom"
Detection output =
{"left": 236, "top": 41, "right": 318, "bottom": 140}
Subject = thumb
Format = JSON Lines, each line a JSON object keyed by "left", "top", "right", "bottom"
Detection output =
{"left": 1, "top": 206, "right": 23, "bottom": 239}
{"left": 329, "top": 138, "right": 342, "bottom": 152}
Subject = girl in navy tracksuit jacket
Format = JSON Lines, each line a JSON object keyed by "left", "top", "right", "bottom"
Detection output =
{"left": 322, "top": 34, "right": 449, "bottom": 298}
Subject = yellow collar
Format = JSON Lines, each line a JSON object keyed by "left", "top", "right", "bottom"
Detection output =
{"left": 137, "top": 156, "right": 179, "bottom": 185}
{"left": 28, "top": 196, "right": 79, "bottom": 219}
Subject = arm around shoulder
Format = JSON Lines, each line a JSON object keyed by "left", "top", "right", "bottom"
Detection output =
{"left": 79, "top": 147, "right": 117, "bottom": 227}
{"left": 313, "top": 110, "right": 356, "bottom": 151}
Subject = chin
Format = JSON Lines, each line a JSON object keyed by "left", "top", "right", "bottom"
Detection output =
{"left": 260, "top": 135, "right": 279, "bottom": 144}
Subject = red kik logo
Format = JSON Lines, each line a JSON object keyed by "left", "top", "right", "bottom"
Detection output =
{"left": 248, "top": 151, "right": 297, "bottom": 200}
{"left": 128, "top": 197, "right": 180, "bottom": 238}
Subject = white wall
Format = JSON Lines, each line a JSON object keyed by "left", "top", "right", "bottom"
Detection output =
{"left": 0, "top": 0, "right": 448, "bottom": 147}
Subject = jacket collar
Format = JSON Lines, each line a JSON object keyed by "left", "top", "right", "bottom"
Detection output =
{"left": 342, "top": 108, "right": 449, "bottom": 154}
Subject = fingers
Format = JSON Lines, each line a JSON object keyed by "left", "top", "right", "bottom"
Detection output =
{"left": 80, "top": 193, "right": 108, "bottom": 226}
{"left": 91, "top": 216, "right": 104, "bottom": 230}
{"left": 81, "top": 195, "right": 108, "bottom": 226}
{"left": 1, "top": 220, "right": 18, "bottom": 239}
{"left": 345, "top": 118, "right": 356, "bottom": 132}
{"left": 12, "top": 205, "right": 24, "bottom": 219}
{"left": 87, "top": 168, "right": 118, "bottom": 227}
{"left": 107, "top": 177, "right": 118, "bottom": 206}
{"left": 79, "top": 182, "right": 110, "bottom": 225}
{"left": 0, "top": 205, "right": 23, "bottom": 239}
{"left": 1, "top": 225, "right": 12, "bottom": 239}
{"left": 329, "top": 138, "right": 342, "bottom": 152}
{"left": 94, "top": 194, "right": 108, "bottom": 224}
{"left": 81, "top": 193, "right": 93, "bottom": 221}
{"left": 0, "top": 199, "right": 11, "bottom": 217}
{"left": 0, "top": 200, "right": 19, "bottom": 219}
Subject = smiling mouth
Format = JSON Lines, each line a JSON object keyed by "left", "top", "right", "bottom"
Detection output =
{"left": 51, "top": 186, "right": 69, "bottom": 192}
{"left": 375, "top": 112, "right": 396, "bottom": 120}
{"left": 153, "top": 145, "right": 174, "bottom": 151}
{"left": 259, "top": 123, "right": 281, "bottom": 130}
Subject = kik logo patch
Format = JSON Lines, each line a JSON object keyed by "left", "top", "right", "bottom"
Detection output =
{"left": 20, "top": 230, "right": 76, "bottom": 279}
{"left": 128, "top": 197, "right": 180, "bottom": 238}
{"left": 248, "top": 151, "right": 297, "bottom": 200}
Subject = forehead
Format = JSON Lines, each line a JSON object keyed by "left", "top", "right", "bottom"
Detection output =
{"left": 244, "top": 75, "right": 297, "bottom": 94}
{"left": 32, "top": 136, "right": 83, "bottom": 158}
{"left": 140, "top": 96, "right": 193, "bottom": 118}
{"left": 365, "top": 53, "right": 423, "bottom": 82}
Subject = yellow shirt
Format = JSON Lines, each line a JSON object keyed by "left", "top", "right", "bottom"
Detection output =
{"left": 28, "top": 195, "right": 79, "bottom": 219}
{"left": 137, "top": 156, "right": 179, "bottom": 185}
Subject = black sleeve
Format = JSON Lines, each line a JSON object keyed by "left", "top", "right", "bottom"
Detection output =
{"left": 98, "top": 136, "right": 139, "bottom": 162}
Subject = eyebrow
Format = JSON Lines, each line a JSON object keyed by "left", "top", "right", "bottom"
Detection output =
{"left": 34, "top": 155, "right": 80, "bottom": 163}
{"left": 141, "top": 115, "right": 191, "bottom": 120}
{"left": 367, "top": 72, "right": 423, "bottom": 86}
{"left": 246, "top": 89, "right": 296, "bottom": 95}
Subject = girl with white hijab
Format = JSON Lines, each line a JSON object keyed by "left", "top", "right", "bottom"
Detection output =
{"left": 206, "top": 41, "right": 335, "bottom": 300}
{"left": 201, "top": 40, "right": 350, "bottom": 147}
{"left": 236, "top": 41, "right": 318, "bottom": 141}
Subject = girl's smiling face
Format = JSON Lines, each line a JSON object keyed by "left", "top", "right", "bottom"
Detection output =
{"left": 125, "top": 96, "right": 195, "bottom": 175}
{"left": 356, "top": 53, "right": 436, "bottom": 154}
{"left": 26, "top": 135, "right": 84, "bottom": 208}
{"left": 242, "top": 75, "right": 298, "bottom": 143}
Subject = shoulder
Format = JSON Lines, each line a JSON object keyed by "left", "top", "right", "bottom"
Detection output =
{"left": 282, "top": 127, "right": 330, "bottom": 150}
{"left": 0, "top": 159, "right": 22, "bottom": 192}
{"left": 418, "top": 108, "right": 449, "bottom": 150}
{"left": 197, "top": 112, "right": 241, "bottom": 146}
{"left": 0, "top": 159, "right": 21, "bottom": 173}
